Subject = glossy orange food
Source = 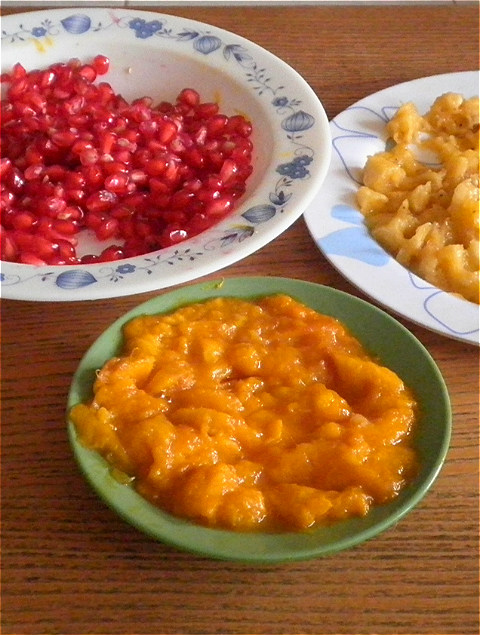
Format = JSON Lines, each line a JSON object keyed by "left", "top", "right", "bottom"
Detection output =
{"left": 70, "top": 295, "right": 419, "bottom": 532}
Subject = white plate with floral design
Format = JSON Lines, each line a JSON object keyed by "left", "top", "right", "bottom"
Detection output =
{"left": 304, "top": 71, "right": 479, "bottom": 345}
{"left": 0, "top": 8, "right": 331, "bottom": 301}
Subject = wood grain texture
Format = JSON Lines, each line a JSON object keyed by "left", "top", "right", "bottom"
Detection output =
{"left": 1, "top": 4, "right": 479, "bottom": 634}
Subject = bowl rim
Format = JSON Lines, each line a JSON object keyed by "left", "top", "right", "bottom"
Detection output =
{"left": 1, "top": 8, "right": 331, "bottom": 301}
{"left": 67, "top": 276, "right": 452, "bottom": 563}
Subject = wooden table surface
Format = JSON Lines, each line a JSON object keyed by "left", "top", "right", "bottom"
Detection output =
{"left": 1, "top": 3, "right": 479, "bottom": 634}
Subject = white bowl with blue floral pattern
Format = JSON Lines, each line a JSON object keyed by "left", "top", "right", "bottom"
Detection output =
{"left": 1, "top": 8, "right": 331, "bottom": 301}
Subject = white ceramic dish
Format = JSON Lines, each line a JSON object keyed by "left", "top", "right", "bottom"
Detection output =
{"left": 0, "top": 8, "right": 330, "bottom": 301}
{"left": 303, "top": 71, "right": 479, "bottom": 345}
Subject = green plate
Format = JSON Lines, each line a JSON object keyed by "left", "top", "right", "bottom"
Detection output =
{"left": 67, "top": 277, "right": 451, "bottom": 563}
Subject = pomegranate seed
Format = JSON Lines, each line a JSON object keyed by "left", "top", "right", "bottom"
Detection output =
{"left": 53, "top": 219, "right": 81, "bottom": 235}
{"left": 56, "top": 239, "right": 77, "bottom": 260}
{"left": 84, "top": 211, "right": 106, "bottom": 230}
{"left": 196, "top": 102, "right": 219, "bottom": 118}
{"left": 52, "top": 130, "right": 78, "bottom": 147}
{"left": 20, "top": 252, "right": 48, "bottom": 266}
{"left": 104, "top": 173, "right": 130, "bottom": 193}
{"left": 24, "top": 164, "right": 45, "bottom": 180}
{"left": 80, "top": 254, "right": 100, "bottom": 264}
{"left": 85, "top": 190, "right": 118, "bottom": 213}
{"left": 157, "top": 119, "right": 178, "bottom": 144}
{"left": 219, "top": 158, "right": 239, "bottom": 184}
{"left": 0, "top": 157, "right": 13, "bottom": 177}
{"left": 178, "top": 88, "right": 200, "bottom": 107}
{"left": 11, "top": 211, "right": 37, "bottom": 231}
{"left": 78, "top": 65, "right": 97, "bottom": 83}
{"left": 98, "top": 245, "right": 124, "bottom": 262}
{"left": 93, "top": 55, "right": 110, "bottom": 76}
{"left": 96, "top": 217, "right": 119, "bottom": 241}
{"left": 0, "top": 230, "right": 18, "bottom": 261}
{"left": 1, "top": 57, "right": 253, "bottom": 265}
{"left": 205, "top": 196, "right": 234, "bottom": 217}
{"left": 39, "top": 196, "right": 67, "bottom": 218}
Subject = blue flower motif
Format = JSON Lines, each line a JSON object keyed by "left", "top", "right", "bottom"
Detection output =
{"left": 116, "top": 264, "right": 136, "bottom": 274}
{"left": 272, "top": 97, "right": 289, "bottom": 108}
{"left": 0, "top": 273, "right": 5, "bottom": 282}
{"left": 128, "top": 18, "right": 146, "bottom": 30}
{"left": 276, "top": 154, "right": 313, "bottom": 179}
{"left": 31, "top": 26, "right": 47, "bottom": 38}
{"left": 129, "top": 18, "right": 163, "bottom": 39}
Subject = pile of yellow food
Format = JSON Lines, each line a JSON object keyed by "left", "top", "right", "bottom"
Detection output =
{"left": 70, "top": 295, "right": 418, "bottom": 532}
{"left": 357, "top": 92, "right": 479, "bottom": 304}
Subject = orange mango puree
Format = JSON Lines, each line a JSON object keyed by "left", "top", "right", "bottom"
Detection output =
{"left": 70, "top": 295, "right": 418, "bottom": 532}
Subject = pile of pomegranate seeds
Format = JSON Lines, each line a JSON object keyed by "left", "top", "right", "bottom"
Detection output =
{"left": 0, "top": 55, "right": 253, "bottom": 265}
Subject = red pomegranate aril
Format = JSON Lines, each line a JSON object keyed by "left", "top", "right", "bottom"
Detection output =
{"left": 224, "top": 115, "right": 252, "bottom": 137}
{"left": 83, "top": 165, "right": 104, "bottom": 188}
{"left": 47, "top": 255, "right": 69, "bottom": 266}
{"left": 78, "top": 65, "right": 97, "bottom": 83}
{"left": 52, "top": 86, "right": 73, "bottom": 101}
{"left": 206, "top": 114, "right": 228, "bottom": 137}
{"left": 1, "top": 230, "right": 18, "bottom": 261}
{"left": 85, "top": 190, "right": 118, "bottom": 213}
{"left": 183, "top": 147, "right": 204, "bottom": 169}
{"left": 8, "top": 79, "right": 28, "bottom": 99}
{"left": 84, "top": 211, "right": 106, "bottom": 230}
{"left": 20, "top": 252, "right": 48, "bottom": 266}
{"left": 139, "top": 119, "right": 158, "bottom": 137}
{"left": 98, "top": 245, "right": 124, "bottom": 262}
{"left": 0, "top": 157, "right": 13, "bottom": 177}
{"left": 24, "top": 164, "right": 45, "bottom": 180}
{"left": 51, "top": 130, "right": 78, "bottom": 148}
{"left": 92, "top": 55, "right": 110, "bottom": 76}
{"left": 157, "top": 119, "right": 178, "bottom": 144}
{"left": 170, "top": 189, "right": 195, "bottom": 209}
{"left": 178, "top": 88, "right": 200, "bottom": 107}
{"left": 11, "top": 211, "right": 38, "bottom": 231}
{"left": 165, "top": 228, "right": 188, "bottom": 245}
{"left": 53, "top": 218, "right": 81, "bottom": 235}
{"left": 111, "top": 205, "right": 134, "bottom": 220}
{"left": 197, "top": 187, "right": 221, "bottom": 204}
{"left": 1, "top": 190, "right": 16, "bottom": 212}
{"left": 56, "top": 239, "right": 77, "bottom": 260}
{"left": 65, "top": 188, "right": 86, "bottom": 204}
{"left": 40, "top": 69, "right": 56, "bottom": 88}
{"left": 8, "top": 168, "right": 25, "bottom": 192}
{"left": 11, "top": 63, "right": 27, "bottom": 80}
{"left": 57, "top": 205, "right": 84, "bottom": 221}
{"left": 24, "top": 91, "right": 47, "bottom": 113}
{"left": 219, "top": 158, "right": 239, "bottom": 184}
{"left": 104, "top": 173, "right": 130, "bottom": 193}
{"left": 79, "top": 147, "right": 100, "bottom": 166}
{"left": 80, "top": 253, "right": 100, "bottom": 264}
{"left": 38, "top": 195, "right": 67, "bottom": 218}
{"left": 122, "top": 238, "right": 146, "bottom": 258}
{"left": 205, "top": 196, "right": 234, "bottom": 217}
{"left": 13, "top": 231, "right": 56, "bottom": 259}
{"left": 145, "top": 158, "right": 168, "bottom": 177}
{"left": 99, "top": 131, "right": 117, "bottom": 155}
{"left": 95, "top": 217, "right": 119, "bottom": 241}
